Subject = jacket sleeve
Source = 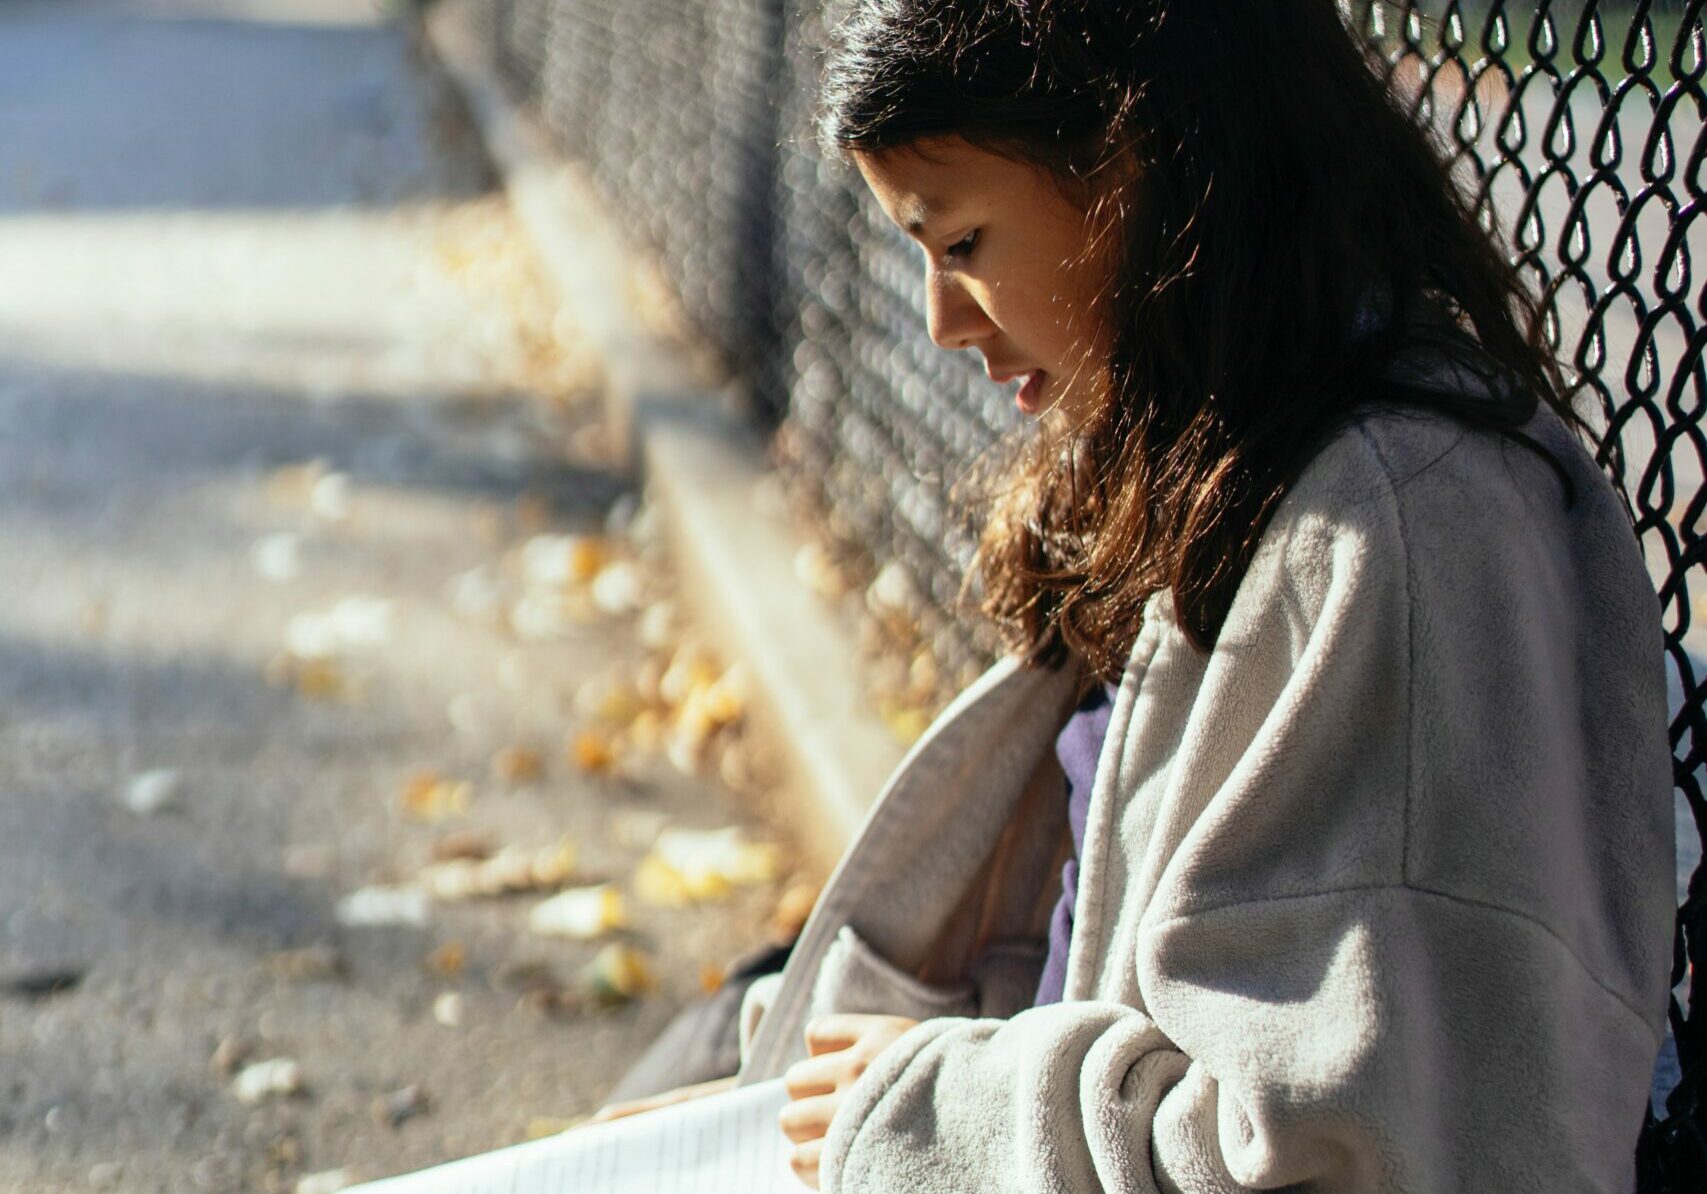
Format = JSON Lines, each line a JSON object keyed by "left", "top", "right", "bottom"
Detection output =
{"left": 819, "top": 420, "right": 1673, "bottom": 1193}
{"left": 820, "top": 895, "right": 1661, "bottom": 1192}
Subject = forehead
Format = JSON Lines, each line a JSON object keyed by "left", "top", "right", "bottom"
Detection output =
{"left": 852, "top": 137, "right": 1062, "bottom": 232}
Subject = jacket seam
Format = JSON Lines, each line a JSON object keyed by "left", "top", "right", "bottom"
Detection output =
{"left": 1353, "top": 422, "right": 1418, "bottom": 886}
{"left": 1148, "top": 881, "right": 1661, "bottom": 1042}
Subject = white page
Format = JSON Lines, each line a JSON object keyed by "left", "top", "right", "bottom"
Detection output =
{"left": 346, "top": 1078, "right": 803, "bottom": 1194}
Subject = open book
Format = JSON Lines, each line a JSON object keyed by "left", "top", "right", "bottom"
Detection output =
{"left": 345, "top": 1078, "right": 801, "bottom": 1193}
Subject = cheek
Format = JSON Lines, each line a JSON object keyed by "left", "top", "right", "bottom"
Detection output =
{"left": 977, "top": 240, "right": 1106, "bottom": 356}
{"left": 1052, "top": 258, "right": 1115, "bottom": 356}
{"left": 1004, "top": 290, "right": 1100, "bottom": 362}
{"left": 982, "top": 277, "right": 1073, "bottom": 337}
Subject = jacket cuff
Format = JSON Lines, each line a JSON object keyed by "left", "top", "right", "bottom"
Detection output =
{"left": 819, "top": 1017, "right": 963, "bottom": 1194}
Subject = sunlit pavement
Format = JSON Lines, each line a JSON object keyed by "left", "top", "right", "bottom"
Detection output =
{"left": 0, "top": 3, "right": 787, "bottom": 1190}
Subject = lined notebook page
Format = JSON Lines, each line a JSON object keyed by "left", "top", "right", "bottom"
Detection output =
{"left": 347, "top": 1079, "right": 800, "bottom": 1194}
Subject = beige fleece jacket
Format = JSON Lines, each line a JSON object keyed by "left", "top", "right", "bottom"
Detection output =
{"left": 736, "top": 398, "right": 1674, "bottom": 1192}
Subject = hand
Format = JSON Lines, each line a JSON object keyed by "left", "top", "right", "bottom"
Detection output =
{"left": 584, "top": 1075, "right": 736, "bottom": 1126}
{"left": 778, "top": 1014, "right": 920, "bottom": 1189}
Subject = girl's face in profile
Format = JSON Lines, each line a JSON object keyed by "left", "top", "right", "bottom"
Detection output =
{"left": 853, "top": 136, "right": 1111, "bottom": 423}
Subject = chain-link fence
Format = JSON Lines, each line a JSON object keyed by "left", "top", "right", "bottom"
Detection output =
{"left": 450, "top": 0, "right": 1705, "bottom": 1180}
{"left": 1355, "top": 6, "right": 1705, "bottom": 1177}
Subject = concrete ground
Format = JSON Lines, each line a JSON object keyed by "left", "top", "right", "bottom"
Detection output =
{"left": 0, "top": 2, "right": 794, "bottom": 1190}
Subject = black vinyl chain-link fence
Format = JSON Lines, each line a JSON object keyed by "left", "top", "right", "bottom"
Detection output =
{"left": 452, "top": 0, "right": 1705, "bottom": 1182}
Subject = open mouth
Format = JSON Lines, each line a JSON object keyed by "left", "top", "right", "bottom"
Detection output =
{"left": 1014, "top": 369, "right": 1047, "bottom": 414}
{"left": 987, "top": 367, "right": 1047, "bottom": 413}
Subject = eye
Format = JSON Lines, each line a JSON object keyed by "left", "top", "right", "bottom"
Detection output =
{"left": 942, "top": 230, "right": 979, "bottom": 263}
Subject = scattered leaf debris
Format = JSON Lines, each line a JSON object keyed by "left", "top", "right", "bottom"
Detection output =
{"left": 429, "top": 829, "right": 494, "bottom": 863}
{"left": 490, "top": 744, "right": 544, "bottom": 785}
{"left": 210, "top": 1036, "right": 249, "bottom": 1076}
{"left": 232, "top": 1058, "right": 305, "bottom": 1105}
{"left": 1, "top": 968, "right": 84, "bottom": 1001}
{"left": 310, "top": 472, "right": 352, "bottom": 521}
{"left": 770, "top": 882, "right": 820, "bottom": 942}
{"left": 528, "top": 883, "right": 626, "bottom": 940}
{"left": 432, "top": 991, "right": 465, "bottom": 1028}
{"left": 420, "top": 839, "right": 576, "bottom": 901}
{"left": 262, "top": 945, "right": 346, "bottom": 983}
{"left": 579, "top": 944, "right": 657, "bottom": 1006}
{"left": 569, "top": 729, "right": 618, "bottom": 774}
{"left": 251, "top": 532, "right": 305, "bottom": 582}
{"left": 400, "top": 770, "right": 474, "bottom": 824}
{"left": 121, "top": 769, "right": 182, "bottom": 816}
{"left": 634, "top": 827, "right": 780, "bottom": 907}
{"left": 372, "top": 1084, "right": 431, "bottom": 1129}
{"left": 335, "top": 885, "right": 430, "bottom": 928}
{"left": 287, "top": 595, "right": 395, "bottom": 660}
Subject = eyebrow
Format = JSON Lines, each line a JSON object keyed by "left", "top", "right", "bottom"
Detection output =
{"left": 898, "top": 196, "right": 947, "bottom": 237}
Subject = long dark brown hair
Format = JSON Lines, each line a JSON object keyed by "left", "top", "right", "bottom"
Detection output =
{"left": 821, "top": 0, "right": 1587, "bottom": 682}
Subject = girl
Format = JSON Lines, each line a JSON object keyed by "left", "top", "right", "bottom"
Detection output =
{"left": 604, "top": 1, "right": 1677, "bottom": 1190}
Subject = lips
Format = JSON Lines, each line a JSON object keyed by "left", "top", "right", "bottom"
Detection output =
{"left": 1015, "top": 369, "right": 1047, "bottom": 413}
{"left": 985, "top": 363, "right": 1048, "bottom": 413}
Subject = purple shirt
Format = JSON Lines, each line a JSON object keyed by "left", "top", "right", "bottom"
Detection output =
{"left": 1033, "top": 677, "right": 1120, "bottom": 1006}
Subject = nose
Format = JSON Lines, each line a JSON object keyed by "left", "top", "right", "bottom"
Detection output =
{"left": 924, "top": 267, "right": 995, "bottom": 352}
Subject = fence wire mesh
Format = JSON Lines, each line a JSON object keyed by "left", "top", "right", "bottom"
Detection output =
{"left": 453, "top": 1, "right": 1705, "bottom": 1180}
{"left": 1351, "top": 6, "right": 1706, "bottom": 1181}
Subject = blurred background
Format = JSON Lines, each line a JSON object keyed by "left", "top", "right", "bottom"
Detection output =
{"left": 0, "top": 1, "right": 1700, "bottom": 1191}
{"left": 0, "top": 2, "right": 803, "bottom": 1191}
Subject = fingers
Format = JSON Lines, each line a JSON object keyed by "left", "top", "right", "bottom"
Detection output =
{"left": 804, "top": 1013, "right": 871, "bottom": 1057}
{"left": 783, "top": 1053, "right": 842, "bottom": 1100}
{"left": 781, "top": 1011, "right": 923, "bottom": 1190}
{"left": 777, "top": 1092, "right": 837, "bottom": 1144}
{"left": 788, "top": 1138, "right": 824, "bottom": 1190}
{"left": 584, "top": 1075, "right": 736, "bottom": 1125}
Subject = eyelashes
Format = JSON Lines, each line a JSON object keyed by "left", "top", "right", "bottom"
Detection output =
{"left": 942, "top": 230, "right": 979, "bottom": 263}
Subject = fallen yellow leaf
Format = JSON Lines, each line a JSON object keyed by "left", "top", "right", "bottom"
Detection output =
{"left": 880, "top": 702, "right": 932, "bottom": 746}
{"left": 529, "top": 839, "right": 578, "bottom": 887}
{"left": 567, "top": 537, "right": 608, "bottom": 583}
{"left": 400, "top": 771, "right": 474, "bottom": 823}
{"left": 625, "top": 709, "right": 666, "bottom": 752}
{"left": 770, "top": 882, "right": 820, "bottom": 941}
{"left": 421, "top": 839, "right": 577, "bottom": 900}
{"left": 659, "top": 650, "right": 720, "bottom": 708}
{"left": 425, "top": 941, "right": 466, "bottom": 976}
{"left": 701, "top": 666, "right": 747, "bottom": 723}
{"left": 491, "top": 745, "right": 545, "bottom": 785}
{"left": 580, "top": 944, "right": 656, "bottom": 1005}
{"left": 294, "top": 659, "right": 349, "bottom": 701}
{"left": 526, "top": 1116, "right": 588, "bottom": 1140}
{"left": 570, "top": 730, "right": 618, "bottom": 774}
{"left": 909, "top": 648, "right": 940, "bottom": 701}
{"left": 632, "top": 853, "right": 693, "bottom": 908}
{"left": 529, "top": 884, "right": 626, "bottom": 939}
{"left": 656, "top": 827, "right": 779, "bottom": 886}
{"left": 575, "top": 676, "right": 644, "bottom": 724}
{"left": 430, "top": 829, "right": 494, "bottom": 863}
{"left": 674, "top": 695, "right": 720, "bottom": 750}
